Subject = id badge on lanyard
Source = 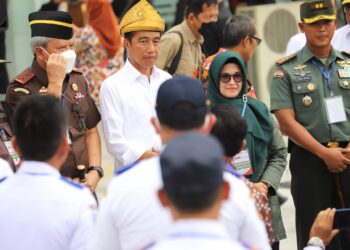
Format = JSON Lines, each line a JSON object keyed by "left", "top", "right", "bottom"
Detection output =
{"left": 232, "top": 148, "right": 253, "bottom": 176}
{"left": 313, "top": 59, "right": 347, "bottom": 124}
{"left": 234, "top": 95, "right": 253, "bottom": 176}
{"left": 324, "top": 96, "right": 347, "bottom": 124}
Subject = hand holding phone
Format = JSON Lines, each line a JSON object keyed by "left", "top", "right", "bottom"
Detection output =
{"left": 310, "top": 208, "right": 339, "bottom": 246}
{"left": 333, "top": 208, "right": 350, "bottom": 230}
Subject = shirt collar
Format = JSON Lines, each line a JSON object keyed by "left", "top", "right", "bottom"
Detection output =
{"left": 181, "top": 20, "right": 204, "bottom": 44}
{"left": 300, "top": 46, "right": 345, "bottom": 64}
{"left": 169, "top": 219, "right": 230, "bottom": 239}
{"left": 30, "top": 59, "right": 49, "bottom": 87}
{"left": 125, "top": 59, "right": 160, "bottom": 82}
{"left": 17, "top": 161, "right": 60, "bottom": 177}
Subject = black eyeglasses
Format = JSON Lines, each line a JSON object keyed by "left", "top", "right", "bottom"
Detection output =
{"left": 219, "top": 72, "right": 243, "bottom": 84}
{"left": 249, "top": 35, "right": 262, "bottom": 46}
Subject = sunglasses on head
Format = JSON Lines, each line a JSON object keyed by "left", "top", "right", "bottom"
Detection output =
{"left": 219, "top": 72, "right": 243, "bottom": 84}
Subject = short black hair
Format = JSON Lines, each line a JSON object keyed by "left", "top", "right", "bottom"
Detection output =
{"left": 210, "top": 103, "right": 247, "bottom": 157}
{"left": 170, "top": 187, "right": 221, "bottom": 212}
{"left": 185, "top": 0, "right": 218, "bottom": 17}
{"left": 12, "top": 95, "right": 67, "bottom": 161}
{"left": 158, "top": 101, "right": 207, "bottom": 130}
{"left": 123, "top": 32, "right": 135, "bottom": 42}
{"left": 223, "top": 14, "right": 256, "bottom": 48}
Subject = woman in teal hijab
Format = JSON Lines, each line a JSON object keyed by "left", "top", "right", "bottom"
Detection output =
{"left": 208, "top": 51, "right": 287, "bottom": 248}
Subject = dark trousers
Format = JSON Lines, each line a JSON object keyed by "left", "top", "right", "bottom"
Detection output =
{"left": 290, "top": 145, "right": 350, "bottom": 250}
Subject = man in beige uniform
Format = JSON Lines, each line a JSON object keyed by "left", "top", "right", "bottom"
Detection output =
{"left": 6, "top": 11, "right": 103, "bottom": 192}
{"left": 156, "top": 0, "right": 218, "bottom": 76}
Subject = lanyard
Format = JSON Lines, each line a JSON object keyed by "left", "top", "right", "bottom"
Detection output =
{"left": 241, "top": 94, "right": 248, "bottom": 117}
{"left": 312, "top": 58, "right": 335, "bottom": 96}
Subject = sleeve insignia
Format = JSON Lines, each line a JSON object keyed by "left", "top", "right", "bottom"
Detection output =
{"left": 273, "top": 69, "right": 285, "bottom": 79}
{"left": 275, "top": 53, "right": 296, "bottom": 65}
{"left": 14, "top": 69, "right": 35, "bottom": 85}
{"left": 14, "top": 88, "right": 30, "bottom": 94}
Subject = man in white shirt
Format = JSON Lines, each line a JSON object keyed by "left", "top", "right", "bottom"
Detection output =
{"left": 0, "top": 95, "right": 96, "bottom": 250}
{"left": 90, "top": 76, "right": 270, "bottom": 250}
{"left": 100, "top": 0, "right": 171, "bottom": 169}
{"left": 332, "top": 0, "right": 350, "bottom": 50}
{"left": 149, "top": 132, "right": 249, "bottom": 250}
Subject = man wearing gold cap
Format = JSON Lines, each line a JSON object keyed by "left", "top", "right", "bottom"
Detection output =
{"left": 6, "top": 11, "right": 103, "bottom": 193}
{"left": 100, "top": 0, "right": 171, "bottom": 170}
{"left": 270, "top": 0, "right": 350, "bottom": 249}
{"left": 333, "top": 0, "right": 350, "bottom": 50}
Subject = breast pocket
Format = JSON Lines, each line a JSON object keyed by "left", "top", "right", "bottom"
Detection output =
{"left": 292, "top": 82, "right": 320, "bottom": 113}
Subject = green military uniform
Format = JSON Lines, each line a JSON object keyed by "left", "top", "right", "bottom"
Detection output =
{"left": 271, "top": 1, "right": 350, "bottom": 249}
{"left": 270, "top": 1, "right": 350, "bottom": 248}
{"left": 271, "top": 47, "right": 350, "bottom": 143}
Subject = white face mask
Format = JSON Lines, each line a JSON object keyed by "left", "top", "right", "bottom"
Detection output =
{"left": 60, "top": 49, "right": 76, "bottom": 74}
{"left": 40, "top": 47, "right": 77, "bottom": 74}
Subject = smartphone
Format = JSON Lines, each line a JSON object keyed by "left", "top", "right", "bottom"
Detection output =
{"left": 333, "top": 208, "right": 350, "bottom": 230}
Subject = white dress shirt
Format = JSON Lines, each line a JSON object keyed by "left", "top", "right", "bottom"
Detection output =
{"left": 148, "top": 219, "right": 249, "bottom": 250}
{"left": 332, "top": 24, "right": 350, "bottom": 51}
{"left": 0, "top": 161, "right": 97, "bottom": 250}
{"left": 90, "top": 157, "right": 270, "bottom": 250}
{"left": 0, "top": 158, "right": 12, "bottom": 180}
{"left": 100, "top": 60, "right": 171, "bottom": 169}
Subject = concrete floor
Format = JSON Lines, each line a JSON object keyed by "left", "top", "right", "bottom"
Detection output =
{"left": 96, "top": 125, "right": 298, "bottom": 250}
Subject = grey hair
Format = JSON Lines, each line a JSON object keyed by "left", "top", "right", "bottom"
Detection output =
{"left": 223, "top": 14, "right": 256, "bottom": 48}
{"left": 30, "top": 36, "right": 50, "bottom": 55}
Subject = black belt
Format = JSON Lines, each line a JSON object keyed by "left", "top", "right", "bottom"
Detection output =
{"left": 321, "top": 141, "right": 348, "bottom": 148}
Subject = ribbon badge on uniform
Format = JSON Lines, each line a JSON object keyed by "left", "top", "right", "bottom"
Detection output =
{"left": 74, "top": 93, "right": 85, "bottom": 100}
{"left": 338, "top": 64, "right": 350, "bottom": 78}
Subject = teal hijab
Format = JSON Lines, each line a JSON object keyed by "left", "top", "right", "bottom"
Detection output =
{"left": 208, "top": 51, "right": 274, "bottom": 181}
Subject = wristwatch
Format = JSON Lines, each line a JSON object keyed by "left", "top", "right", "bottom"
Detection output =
{"left": 87, "top": 166, "right": 104, "bottom": 178}
{"left": 307, "top": 237, "right": 325, "bottom": 250}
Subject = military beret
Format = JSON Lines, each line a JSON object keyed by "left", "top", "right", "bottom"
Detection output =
{"left": 28, "top": 11, "right": 73, "bottom": 40}
{"left": 119, "top": 0, "right": 165, "bottom": 36}
{"left": 300, "top": 0, "right": 336, "bottom": 24}
{"left": 160, "top": 132, "right": 225, "bottom": 202}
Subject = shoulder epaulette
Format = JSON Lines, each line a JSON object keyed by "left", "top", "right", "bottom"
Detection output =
{"left": 275, "top": 53, "right": 297, "bottom": 65}
{"left": 13, "top": 69, "right": 35, "bottom": 85}
{"left": 60, "top": 176, "right": 83, "bottom": 189}
{"left": 341, "top": 51, "right": 350, "bottom": 57}
{"left": 71, "top": 68, "right": 83, "bottom": 74}
{"left": 115, "top": 161, "right": 139, "bottom": 176}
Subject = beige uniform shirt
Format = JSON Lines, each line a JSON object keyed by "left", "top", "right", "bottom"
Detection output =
{"left": 156, "top": 20, "right": 203, "bottom": 76}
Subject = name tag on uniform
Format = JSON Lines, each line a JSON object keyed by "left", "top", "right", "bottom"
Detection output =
{"left": 232, "top": 148, "right": 253, "bottom": 176}
{"left": 4, "top": 141, "right": 21, "bottom": 166}
{"left": 324, "top": 96, "right": 347, "bottom": 124}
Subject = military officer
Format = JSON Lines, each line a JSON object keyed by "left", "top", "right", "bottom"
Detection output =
{"left": 6, "top": 11, "right": 103, "bottom": 192}
{"left": 270, "top": 1, "right": 350, "bottom": 249}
